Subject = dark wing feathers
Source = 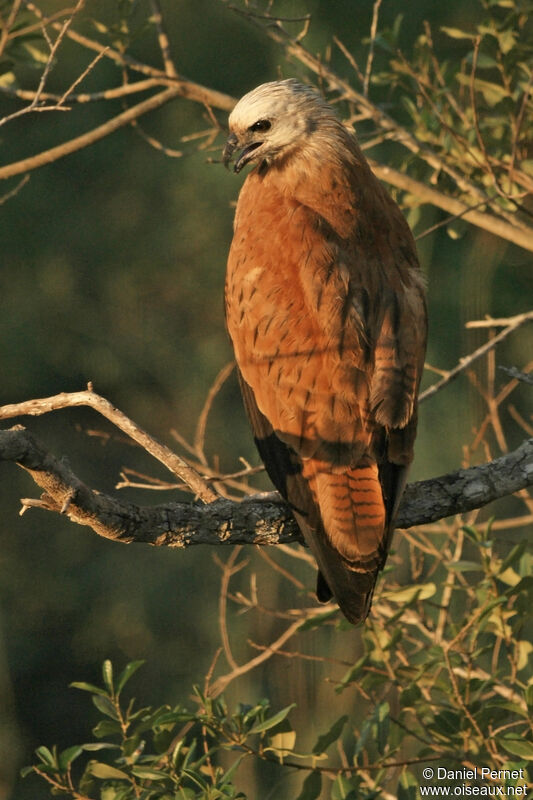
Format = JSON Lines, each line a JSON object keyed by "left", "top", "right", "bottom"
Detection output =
{"left": 238, "top": 370, "right": 386, "bottom": 624}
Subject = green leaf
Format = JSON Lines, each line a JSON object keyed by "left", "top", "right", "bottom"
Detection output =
{"left": 336, "top": 656, "right": 368, "bottom": 693}
{"left": 267, "top": 730, "right": 296, "bottom": 756}
{"left": 446, "top": 220, "right": 468, "bottom": 241}
{"left": 400, "top": 684, "right": 421, "bottom": 708}
{"left": 249, "top": 703, "right": 296, "bottom": 734}
{"left": 295, "top": 770, "right": 322, "bottom": 800}
{"left": 154, "top": 728, "right": 174, "bottom": 753}
{"left": 312, "top": 715, "right": 348, "bottom": 755}
{"left": 130, "top": 766, "right": 169, "bottom": 780}
{"left": 354, "top": 717, "right": 372, "bottom": 758}
{"left": 498, "top": 541, "right": 528, "bottom": 575}
{"left": 116, "top": 660, "right": 145, "bottom": 695}
{"left": 35, "top": 746, "right": 57, "bottom": 767}
{"left": 92, "top": 719, "right": 122, "bottom": 739}
{"left": 93, "top": 694, "right": 119, "bottom": 719}
{"left": 380, "top": 583, "right": 436, "bottom": 604}
{"left": 497, "top": 28, "right": 516, "bottom": 54}
{"left": 20, "top": 765, "right": 35, "bottom": 778}
{"left": 0, "top": 70, "right": 15, "bottom": 88}
{"left": 465, "top": 51, "right": 498, "bottom": 69}
{"left": 100, "top": 788, "right": 121, "bottom": 800}
{"left": 58, "top": 745, "right": 83, "bottom": 772}
{"left": 462, "top": 525, "right": 483, "bottom": 543}
{"left": 20, "top": 41, "right": 48, "bottom": 65}
{"left": 430, "top": 710, "right": 461, "bottom": 738}
{"left": 397, "top": 769, "right": 417, "bottom": 800}
{"left": 299, "top": 609, "right": 338, "bottom": 631}
{"left": 499, "top": 738, "right": 533, "bottom": 760}
{"left": 102, "top": 660, "right": 114, "bottom": 693}
{"left": 332, "top": 774, "right": 359, "bottom": 800}
{"left": 441, "top": 26, "right": 474, "bottom": 40}
{"left": 70, "top": 681, "right": 108, "bottom": 697}
{"left": 82, "top": 743, "right": 121, "bottom": 751}
{"left": 498, "top": 567, "right": 521, "bottom": 587}
{"left": 517, "top": 641, "right": 533, "bottom": 671}
{"left": 448, "top": 560, "right": 483, "bottom": 572}
{"left": 456, "top": 74, "right": 510, "bottom": 106}
{"left": 89, "top": 762, "right": 130, "bottom": 780}
{"left": 376, "top": 702, "right": 390, "bottom": 754}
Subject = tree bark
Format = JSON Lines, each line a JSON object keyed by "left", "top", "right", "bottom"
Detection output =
{"left": 1, "top": 426, "right": 531, "bottom": 547}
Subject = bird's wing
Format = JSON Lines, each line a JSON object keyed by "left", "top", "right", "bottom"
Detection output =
{"left": 238, "top": 369, "right": 379, "bottom": 623}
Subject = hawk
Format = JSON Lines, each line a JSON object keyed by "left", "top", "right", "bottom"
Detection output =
{"left": 223, "top": 80, "right": 427, "bottom": 624}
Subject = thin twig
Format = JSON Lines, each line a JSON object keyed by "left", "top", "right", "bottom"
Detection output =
{"left": 215, "top": 547, "right": 245, "bottom": 670}
{"left": 149, "top": 0, "right": 178, "bottom": 78}
{"left": 257, "top": 549, "right": 306, "bottom": 591}
{"left": 419, "top": 311, "right": 533, "bottom": 403}
{"left": 0, "top": 0, "right": 88, "bottom": 128}
{"left": 508, "top": 405, "right": 533, "bottom": 437}
{"left": 0, "top": 0, "right": 23, "bottom": 59}
{"left": 469, "top": 361, "right": 533, "bottom": 455}
{"left": 0, "top": 386, "right": 218, "bottom": 502}
{"left": 363, "top": 0, "right": 382, "bottom": 98}
{"left": 208, "top": 615, "right": 308, "bottom": 697}
{"left": 0, "top": 86, "right": 183, "bottom": 180}
{"left": 129, "top": 119, "right": 183, "bottom": 157}
{"left": 333, "top": 35, "right": 365, "bottom": 86}
{"left": 194, "top": 362, "right": 235, "bottom": 463}
{"left": 57, "top": 46, "right": 109, "bottom": 106}
{"left": 466, "top": 313, "right": 533, "bottom": 329}
{"left": 35, "top": 0, "right": 86, "bottom": 100}
{"left": 414, "top": 195, "right": 492, "bottom": 242}
{"left": 0, "top": 77, "right": 170, "bottom": 105}
{"left": 0, "top": 174, "right": 30, "bottom": 205}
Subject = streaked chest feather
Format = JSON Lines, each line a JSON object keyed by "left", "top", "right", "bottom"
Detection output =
{"left": 225, "top": 179, "right": 359, "bottom": 357}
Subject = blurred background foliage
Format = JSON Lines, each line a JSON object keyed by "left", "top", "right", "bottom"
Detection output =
{"left": 0, "top": 0, "right": 532, "bottom": 798}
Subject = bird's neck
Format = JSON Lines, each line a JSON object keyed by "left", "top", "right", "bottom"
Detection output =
{"left": 258, "top": 126, "right": 372, "bottom": 239}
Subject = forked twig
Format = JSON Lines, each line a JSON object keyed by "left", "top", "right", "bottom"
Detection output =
{"left": 419, "top": 311, "right": 533, "bottom": 403}
{"left": 0, "top": 385, "right": 217, "bottom": 502}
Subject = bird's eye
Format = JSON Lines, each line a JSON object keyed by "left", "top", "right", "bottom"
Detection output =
{"left": 249, "top": 119, "right": 271, "bottom": 133}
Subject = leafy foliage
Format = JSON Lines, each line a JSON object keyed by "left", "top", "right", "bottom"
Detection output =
{"left": 23, "top": 659, "right": 294, "bottom": 799}
{"left": 24, "top": 523, "right": 532, "bottom": 797}
{"left": 382, "top": 0, "right": 533, "bottom": 210}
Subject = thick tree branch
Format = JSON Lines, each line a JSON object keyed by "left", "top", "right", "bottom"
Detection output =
{"left": 370, "top": 163, "right": 533, "bottom": 255}
{"left": 0, "top": 427, "right": 531, "bottom": 546}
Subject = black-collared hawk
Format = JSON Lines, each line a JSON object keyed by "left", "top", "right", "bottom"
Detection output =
{"left": 223, "top": 79, "right": 427, "bottom": 624}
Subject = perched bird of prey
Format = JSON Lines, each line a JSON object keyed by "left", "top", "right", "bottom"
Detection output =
{"left": 223, "top": 79, "right": 427, "bottom": 624}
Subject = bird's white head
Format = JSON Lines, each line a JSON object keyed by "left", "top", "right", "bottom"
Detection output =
{"left": 223, "top": 79, "right": 338, "bottom": 173}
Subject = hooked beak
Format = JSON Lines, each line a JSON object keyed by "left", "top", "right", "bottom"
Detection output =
{"left": 223, "top": 133, "right": 262, "bottom": 173}
{"left": 222, "top": 133, "right": 238, "bottom": 170}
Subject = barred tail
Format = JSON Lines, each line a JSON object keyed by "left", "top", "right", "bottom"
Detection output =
{"left": 298, "top": 458, "right": 387, "bottom": 623}
{"left": 302, "top": 459, "right": 386, "bottom": 565}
